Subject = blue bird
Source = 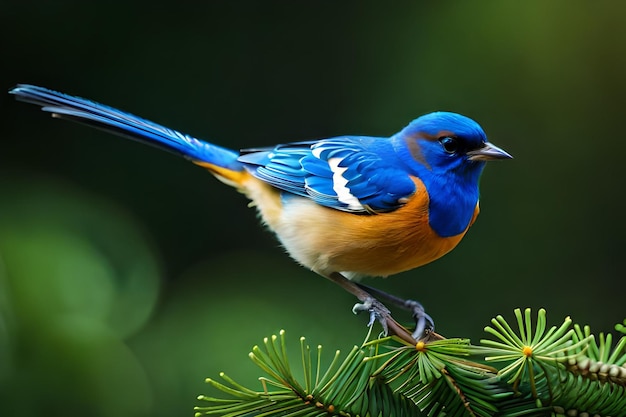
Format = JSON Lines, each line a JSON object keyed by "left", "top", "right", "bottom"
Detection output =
{"left": 9, "top": 84, "right": 511, "bottom": 342}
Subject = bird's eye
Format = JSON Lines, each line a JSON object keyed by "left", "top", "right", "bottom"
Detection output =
{"left": 439, "top": 136, "right": 459, "bottom": 154}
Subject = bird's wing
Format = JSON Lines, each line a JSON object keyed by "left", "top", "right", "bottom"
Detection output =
{"left": 238, "top": 137, "right": 416, "bottom": 213}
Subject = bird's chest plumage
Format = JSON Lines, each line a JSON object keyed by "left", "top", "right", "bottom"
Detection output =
{"left": 254, "top": 176, "right": 479, "bottom": 278}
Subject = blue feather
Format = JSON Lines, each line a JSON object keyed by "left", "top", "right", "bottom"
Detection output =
{"left": 239, "top": 136, "right": 417, "bottom": 213}
{"left": 9, "top": 84, "right": 242, "bottom": 171}
{"left": 391, "top": 111, "right": 492, "bottom": 236}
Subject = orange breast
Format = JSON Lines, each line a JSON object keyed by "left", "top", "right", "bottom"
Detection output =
{"left": 285, "top": 176, "right": 480, "bottom": 277}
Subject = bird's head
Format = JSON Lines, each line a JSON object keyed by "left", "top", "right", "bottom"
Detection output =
{"left": 396, "top": 112, "right": 511, "bottom": 181}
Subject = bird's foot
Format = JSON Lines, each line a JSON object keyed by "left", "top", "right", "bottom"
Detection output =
{"left": 354, "top": 283, "right": 435, "bottom": 341}
{"left": 352, "top": 297, "right": 392, "bottom": 336}
{"left": 402, "top": 299, "right": 435, "bottom": 341}
{"left": 325, "top": 272, "right": 424, "bottom": 344}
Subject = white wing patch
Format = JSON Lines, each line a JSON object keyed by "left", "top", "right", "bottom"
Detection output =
{"left": 327, "top": 157, "right": 364, "bottom": 210}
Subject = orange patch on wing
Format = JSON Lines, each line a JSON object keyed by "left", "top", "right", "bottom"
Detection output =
{"left": 193, "top": 161, "right": 251, "bottom": 186}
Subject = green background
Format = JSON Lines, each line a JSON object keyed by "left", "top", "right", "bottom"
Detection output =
{"left": 2, "top": 2, "right": 625, "bottom": 416}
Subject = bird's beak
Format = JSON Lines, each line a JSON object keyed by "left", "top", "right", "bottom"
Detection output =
{"left": 467, "top": 142, "right": 513, "bottom": 161}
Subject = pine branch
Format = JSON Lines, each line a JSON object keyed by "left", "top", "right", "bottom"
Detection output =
{"left": 195, "top": 309, "right": 626, "bottom": 417}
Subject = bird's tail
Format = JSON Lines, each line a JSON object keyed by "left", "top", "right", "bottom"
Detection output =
{"left": 9, "top": 84, "right": 247, "bottom": 186}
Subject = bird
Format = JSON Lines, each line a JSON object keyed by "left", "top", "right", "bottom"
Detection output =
{"left": 9, "top": 84, "right": 511, "bottom": 343}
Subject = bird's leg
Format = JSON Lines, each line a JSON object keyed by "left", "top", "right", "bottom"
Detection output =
{"left": 326, "top": 272, "right": 417, "bottom": 345}
{"left": 355, "top": 282, "right": 435, "bottom": 341}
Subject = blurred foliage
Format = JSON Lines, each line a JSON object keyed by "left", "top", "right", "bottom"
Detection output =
{"left": 2, "top": 1, "right": 626, "bottom": 416}
{"left": 0, "top": 179, "right": 158, "bottom": 415}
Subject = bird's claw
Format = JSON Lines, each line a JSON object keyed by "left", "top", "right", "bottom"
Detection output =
{"left": 403, "top": 299, "right": 435, "bottom": 340}
{"left": 352, "top": 297, "right": 392, "bottom": 336}
{"left": 352, "top": 297, "right": 436, "bottom": 341}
